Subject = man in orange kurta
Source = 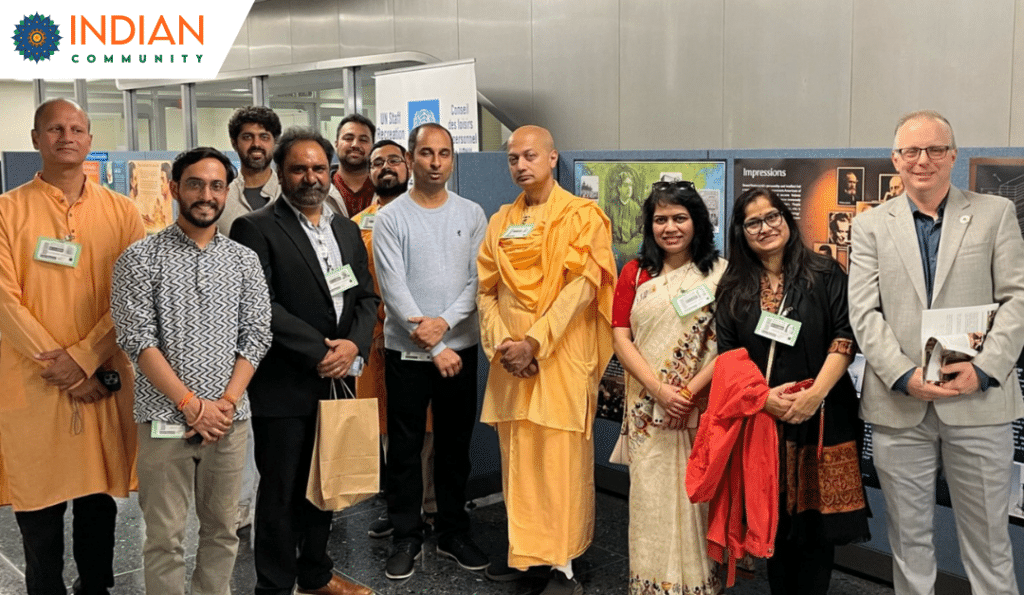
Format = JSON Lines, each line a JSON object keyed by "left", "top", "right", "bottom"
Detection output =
{"left": 478, "top": 126, "right": 615, "bottom": 595}
{"left": 0, "top": 99, "right": 144, "bottom": 594}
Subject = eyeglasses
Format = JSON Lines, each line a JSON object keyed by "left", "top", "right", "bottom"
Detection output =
{"left": 743, "top": 210, "right": 784, "bottom": 235}
{"left": 651, "top": 180, "right": 696, "bottom": 192}
{"left": 370, "top": 155, "right": 405, "bottom": 169}
{"left": 181, "top": 179, "right": 227, "bottom": 193}
{"left": 894, "top": 146, "right": 952, "bottom": 160}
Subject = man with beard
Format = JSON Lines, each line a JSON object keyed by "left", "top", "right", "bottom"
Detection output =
{"left": 231, "top": 127, "right": 377, "bottom": 595}
{"left": 222, "top": 107, "right": 349, "bottom": 532}
{"left": 352, "top": 140, "right": 436, "bottom": 538}
{"left": 220, "top": 106, "right": 347, "bottom": 237}
{"left": 333, "top": 113, "right": 376, "bottom": 216}
{"left": 111, "top": 147, "right": 272, "bottom": 595}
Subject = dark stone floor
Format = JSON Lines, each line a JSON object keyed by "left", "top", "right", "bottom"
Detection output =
{"left": 0, "top": 491, "right": 894, "bottom": 594}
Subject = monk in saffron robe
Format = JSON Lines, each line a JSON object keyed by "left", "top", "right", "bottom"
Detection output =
{"left": 477, "top": 125, "right": 616, "bottom": 595}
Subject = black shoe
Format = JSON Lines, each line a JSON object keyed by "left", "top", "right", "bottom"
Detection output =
{"left": 385, "top": 541, "right": 421, "bottom": 580}
{"left": 539, "top": 570, "right": 582, "bottom": 595}
{"left": 72, "top": 577, "right": 111, "bottom": 595}
{"left": 368, "top": 510, "right": 393, "bottom": 538}
{"left": 436, "top": 534, "right": 489, "bottom": 571}
{"left": 484, "top": 561, "right": 525, "bottom": 582}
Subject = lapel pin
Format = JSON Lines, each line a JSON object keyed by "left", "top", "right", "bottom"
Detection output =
{"left": 959, "top": 215, "right": 971, "bottom": 224}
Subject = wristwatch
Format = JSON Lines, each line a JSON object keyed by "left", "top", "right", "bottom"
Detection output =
{"left": 98, "top": 369, "right": 121, "bottom": 392}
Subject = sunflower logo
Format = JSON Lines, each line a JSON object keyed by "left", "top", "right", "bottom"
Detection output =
{"left": 13, "top": 13, "right": 61, "bottom": 63}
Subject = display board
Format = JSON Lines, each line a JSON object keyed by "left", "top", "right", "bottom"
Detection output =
{"left": 373, "top": 59, "right": 480, "bottom": 152}
{"left": 571, "top": 160, "right": 726, "bottom": 423}
{"left": 967, "top": 156, "right": 1024, "bottom": 523}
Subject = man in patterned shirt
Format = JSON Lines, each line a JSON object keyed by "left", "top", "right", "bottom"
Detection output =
{"left": 111, "top": 146, "right": 272, "bottom": 595}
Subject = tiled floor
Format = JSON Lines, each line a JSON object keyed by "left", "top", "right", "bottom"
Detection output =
{"left": 0, "top": 491, "right": 894, "bottom": 594}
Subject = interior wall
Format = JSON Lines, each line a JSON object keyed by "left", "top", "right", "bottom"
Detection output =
{"left": 217, "top": 0, "right": 1024, "bottom": 152}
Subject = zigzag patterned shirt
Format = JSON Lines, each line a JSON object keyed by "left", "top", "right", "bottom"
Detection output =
{"left": 111, "top": 224, "right": 272, "bottom": 423}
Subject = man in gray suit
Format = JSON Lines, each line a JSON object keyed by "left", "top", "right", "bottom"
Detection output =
{"left": 850, "top": 110, "right": 1024, "bottom": 595}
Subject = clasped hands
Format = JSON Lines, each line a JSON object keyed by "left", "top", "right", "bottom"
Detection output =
{"left": 318, "top": 337, "right": 359, "bottom": 379}
{"left": 650, "top": 382, "right": 695, "bottom": 431}
{"left": 35, "top": 349, "right": 111, "bottom": 403}
{"left": 495, "top": 338, "right": 538, "bottom": 378}
{"left": 408, "top": 316, "right": 463, "bottom": 378}
{"left": 906, "top": 363, "right": 978, "bottom": 402}
{"left": 182, "top": 396, "right": 235, "bottom": 445}
{"left": 764, "top": 381, "right": 823, "bottom": 424}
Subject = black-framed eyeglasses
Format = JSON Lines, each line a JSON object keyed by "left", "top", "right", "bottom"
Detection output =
{"left": 894, "top": 146, "right": 952, "bottom": 160}
{"left": 743, "top": 210, "right": 784, "bottom": 235}
{"left": 370, "top": 155, "right": 405, "bottom": 169}
{"left": 651, "top": 180, "right": 696, "bottom": 192}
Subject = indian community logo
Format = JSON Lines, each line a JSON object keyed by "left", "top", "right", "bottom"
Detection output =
{"left": 13, "top": 13, "right": 61, "bottom": 63}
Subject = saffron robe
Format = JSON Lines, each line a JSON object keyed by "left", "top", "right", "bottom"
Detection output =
{"left": 478, "top": 183, "right": 616, "bottom": 568}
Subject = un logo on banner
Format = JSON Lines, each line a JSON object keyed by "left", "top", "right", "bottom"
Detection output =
{"left": 13, "top": 13, "right": 61, "bottom": 63}
{"left": 408, "top": 100, "right": 440, "bottom": 130}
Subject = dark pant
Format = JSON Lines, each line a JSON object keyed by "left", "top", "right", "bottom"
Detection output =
{"left": 252, "top": 415, "right": 334, "bottom": 595}
{"left": 14, "top": 493, "right": 117, "bottom": 595}
{"left": 385, "top": 346, "right": 477, "bottom": 545}
{"left": 766, "top": 511, "right": 835, "bottom": 595}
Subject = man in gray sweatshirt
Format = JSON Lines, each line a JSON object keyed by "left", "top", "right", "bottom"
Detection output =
{"left": 372, "top": 123, "right": 489, "bottom": 581}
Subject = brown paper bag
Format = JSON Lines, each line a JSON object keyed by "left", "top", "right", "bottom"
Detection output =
{"left": 306, "top": 380, "right": 379, "bottom": 511}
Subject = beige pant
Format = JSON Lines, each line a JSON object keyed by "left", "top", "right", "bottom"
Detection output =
{"left": 137, "top": 419, "right": 248, "bottom": 595}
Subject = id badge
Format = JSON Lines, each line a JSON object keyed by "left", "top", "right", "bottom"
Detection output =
{"left": 401, "top": 351, "right": 432, "bottom": 362}
{"left": 754, "top": 310, "right": 802, "bottom": 346}
{"left": 326, "top": 264, "right": 358, "bottom": 297}
{"left": 34, "top": 237, "right": 81, "bottom": 267}
{"left": 671, "top": 284, "right": 714, "bottom": 317}
{"left": 359, "top": 214, "right": 376, "bottom": 231}
{"left": 151, "top": 420, "right": 187, "bottom": 439}
{"left": 501, "top": 223, "right": 535, "bottom": 239}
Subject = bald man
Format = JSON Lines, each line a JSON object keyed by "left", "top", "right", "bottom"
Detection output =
{"left": 0, "top": 98, "right": 144, "bottom": 594}
{"left": 477, "top": 126, "right": 616, "bottom": 595}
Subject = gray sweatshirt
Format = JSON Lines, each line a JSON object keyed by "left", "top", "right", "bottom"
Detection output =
{"left": 372, "top": 191, "right": 487, "bottom": 356}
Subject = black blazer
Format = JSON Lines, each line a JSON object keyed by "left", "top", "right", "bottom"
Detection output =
{"left": 230, "top": 199, "right": 379, "bottom": 417}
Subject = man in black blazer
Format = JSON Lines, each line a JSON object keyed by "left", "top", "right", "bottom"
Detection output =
{"left": 231, "top": 127, "right": 377, "bottom": 595}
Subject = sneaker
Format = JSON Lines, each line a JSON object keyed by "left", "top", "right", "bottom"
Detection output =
{"left": 368, "top": 511, "right": 393, "bottom": 538}
{"left": 436, "top": 534, "right": 489, "bottom": 571}
{"left": 539, "top": 570, "right": 582, "bottom": 595}
{"left": 484, "top": 561, "right": 525, "bottom": 582}
{"left": 385, "top": 541, "right": 421, "bottom": 580}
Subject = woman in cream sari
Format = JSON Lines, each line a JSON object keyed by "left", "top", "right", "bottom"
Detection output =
{"left": 612, "top": 180, "right": 726, "bottom": 595}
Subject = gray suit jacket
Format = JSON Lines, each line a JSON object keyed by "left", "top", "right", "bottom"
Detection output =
{"left": 849, "top": 185, "right": 1024, "bottom": 428}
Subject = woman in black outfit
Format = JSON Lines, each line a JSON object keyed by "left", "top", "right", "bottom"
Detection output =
{"left": 714, "top": 187, "right": 870, "bottom": 595}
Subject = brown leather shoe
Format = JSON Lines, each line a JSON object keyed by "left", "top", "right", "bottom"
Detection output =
{"left": 295, "top": 574, "right": 372, "bottom": 595}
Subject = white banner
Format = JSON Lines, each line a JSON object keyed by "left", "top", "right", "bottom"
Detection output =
{"left": 374, "top": 59, "right": 479, "bottom": 153}
{"left": 0, "top": 1, "right": 253, "bottom": 80}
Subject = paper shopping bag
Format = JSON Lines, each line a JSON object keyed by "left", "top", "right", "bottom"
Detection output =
{"left": 306, "top": 380, "right": 379, "bottom": 511}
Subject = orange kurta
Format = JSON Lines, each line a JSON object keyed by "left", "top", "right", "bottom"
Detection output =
{"left": 352, "top": 201, "right": 388, "bottom": 433}
{"left": 0, "top": 175, "right": 144, "bottom": 511}
{"left": 478, "top": 183, "right": 615, "bottom": 568}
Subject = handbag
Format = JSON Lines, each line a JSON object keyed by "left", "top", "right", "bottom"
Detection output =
{"left": 305, "top": 379, "right": 380, "bottom": 511}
